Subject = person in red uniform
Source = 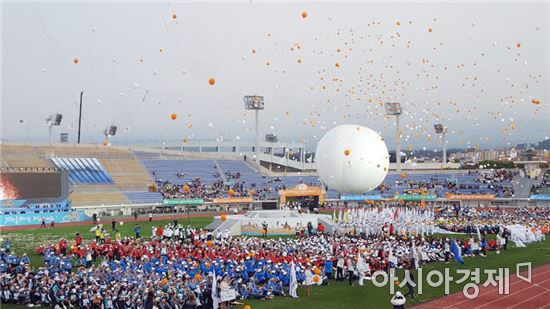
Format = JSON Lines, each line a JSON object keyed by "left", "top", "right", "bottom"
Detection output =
{"left": 75, "top": 233, "right": 83, "bottom": 247}
{"left": 317, "top": 223, "right": 325, "bottom": 234}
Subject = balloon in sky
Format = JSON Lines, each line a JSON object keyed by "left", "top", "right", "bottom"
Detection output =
{"left": 73, "top": 57, "right": 79, "bottom": 64}
{"left": 209, "top": 78, "right": 216, "bottom": 85}
{"left": 171, "top": 113, "right": 177, "bottom": 120}
{"left": 301, "top": 11, "right": 308, "bottom": 19}
{"left": 315, "top": 124, "right": 389, "bottom": 194}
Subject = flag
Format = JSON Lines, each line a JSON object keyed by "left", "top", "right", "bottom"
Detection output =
{"left": 357, "top": 252, "right": 365, "bottom": 286}
{"left": 411, "top": 241, "right": 419, "bottom": 269}
{"left": 289, "top": 262, "right": 298, "bottom": 298}
{"left": 450, "top": 239, "right": 464, "bottom": 264}
{"left": 212, "top": 271, "right": 219, "bottom": 309}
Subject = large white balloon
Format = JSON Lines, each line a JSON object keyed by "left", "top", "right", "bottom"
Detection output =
{"left": 315, "top": 124, "right": 389, "bottom": 193}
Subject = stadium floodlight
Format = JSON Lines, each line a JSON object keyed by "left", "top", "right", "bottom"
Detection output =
{"left": 45, "top": 113, "right": 63, "bottom": 145}
{"left": 384, "top": 102, "right": 402, "bottom": 116}
{"left": 434, "top": 124, "right": 448, "bottom": 165}
{"left": 244, "top": 95, "right": 265, "bottom": 162}
{"left": 103, "top": 125, "right": 117, "bottom": 145}
{"left": 384, "top": 102, "right": 402, "bottom": 172}
{"left": 265, "top": 134, "right": 278, "bottom": 143}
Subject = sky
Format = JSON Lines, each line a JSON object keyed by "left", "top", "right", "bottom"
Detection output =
{"left": 1, "top": 1, "right": 549, "bottom": 151}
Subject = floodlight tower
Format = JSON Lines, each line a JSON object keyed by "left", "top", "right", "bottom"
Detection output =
{"left": 434, "top": 124, "right": 448, "bottom": 165}
{"left": 103, "top": 125, "right": 118, "bottom": 145}
{"left": 244, "top": 95, "right": 265, "bottom": 162}
{"left": 45, "top": 113, "right": 63, "bottom": 145}
{"left": 384, "top": 102, "right": 402, "bottom": 173}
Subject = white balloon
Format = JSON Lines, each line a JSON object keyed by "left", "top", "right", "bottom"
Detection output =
{"left": 315, "top": 124, "right": 389, "bottom": 194}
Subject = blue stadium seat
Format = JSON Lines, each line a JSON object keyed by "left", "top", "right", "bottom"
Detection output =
{"left": 50, "top": 157, "right": 114, "bottom": 185}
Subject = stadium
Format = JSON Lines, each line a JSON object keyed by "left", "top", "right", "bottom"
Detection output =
{"left": 1, "top": 2, "right": 549, "bottom": 309}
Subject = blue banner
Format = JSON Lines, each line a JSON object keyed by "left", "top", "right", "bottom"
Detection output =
{"left": 0, "top": 210, "right": 90, "bottom": 227}
{"left": 530, "top": 194, "right": 550, "bottom": 201}
{"left": 340, "top": 195, "right": 382, "bottom": 201}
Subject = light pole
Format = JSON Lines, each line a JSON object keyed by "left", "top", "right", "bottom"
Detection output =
{"left": 244, "top": 95, "right": 265, "bottom": 162}
{"left": 434, "top": 124, "right": 447, "bottom": 165}
{"left": 384, "top": 102, "right": 402, "bottom": 173}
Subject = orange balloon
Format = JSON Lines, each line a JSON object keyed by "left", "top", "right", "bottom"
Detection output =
{"left": 301, "top": 11, "right": 308, "bottom": 19}
{"left": 516, "top": 42, "right": 522, "bottom": 48}
{"left": 183, "top": 184, "right": 190, "bottom": 192}
{"left": 228, "top": 189, "right": 235, "bottom": 196}
{"left": 335, "top": 62, "right": 340, "bottom": 68}
{"left": 221, "top": 215, "right": 227, "bottom": 222}
{"left": 161, "top": 278, "right": 168, "bottom": 286}
{"left": 314, "top": 267, "right": 320, "bottom": 275}
{"left": 344, "top": 149, "right": 350, "bottom": 156}
{"left": 195, "top": 274, "right": 201, "bottom": 281}
{"left": 171, "top": 113, "right": 177, "bottom": 120}
{"left": 313, "top": 275, "right": 319, "bottom": 283}
{"left": 172, "top": 13, "right": 177, "bottom": 19}
{"left": 209, "top": 78, "right": 216, "bottom": 85}
{"left": 428, "top": 28, "right": 433, "bottom": 32}
{"left": 532, "top": 99, "right": 541, "bottom": 105}
{"left": 73, "top": 57, "right": 79, "bottom": 64}
{"left": 396, "top": 21, "right": 401, "bottom": 26}
{"left": 244, "top": 306, "right": 252, "bottom": 309}
{"left": 207, "top": 240, "right": 213, "bottom": 247}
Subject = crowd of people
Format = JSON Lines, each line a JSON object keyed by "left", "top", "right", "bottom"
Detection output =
{"left": 375, "top": 170, "right": 516, "bottom": 198}
{"left": 532, "top": 169, "right": 550, "bottom": 195}
{"left": 156, "top": 176, "right": 299, "bottom": 202}
{"left": 1, "top": 204, "right": 548, "bottom": 309}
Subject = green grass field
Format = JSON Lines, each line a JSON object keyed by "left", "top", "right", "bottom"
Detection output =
{"left": 1, "top": 215, "right": 549, "bottom": 309}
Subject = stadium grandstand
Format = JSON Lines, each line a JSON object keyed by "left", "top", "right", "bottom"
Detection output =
{"left": 0, "top": 142, "right": 540, "bottom": 212}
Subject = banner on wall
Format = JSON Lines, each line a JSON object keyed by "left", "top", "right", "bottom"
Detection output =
{"left": 529, "top": 194, "right": 550, "bottom": 201}
{"left": 212, "top": 197, "right": 253, "bottom": 204}
{"left": 446, "top": 194, "right": 495, "bottom": 200}
{"left": 394, "top": 194, "right": 437, "bottom": 201}
{"left": 340, "top": 195, "right": 382, "bottom": 201}
{"left": 0, "top": 210, "right": 90, "bottom": 227}
{"left": 163, "top": 199, "right": 204, "bottom": 205}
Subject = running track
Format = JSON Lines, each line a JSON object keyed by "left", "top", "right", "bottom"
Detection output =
{"left": 0, "top": 211, "right": 238, "bottom": 233}
{"left": 414, "top": 263, "right": 550, "bottom": 309}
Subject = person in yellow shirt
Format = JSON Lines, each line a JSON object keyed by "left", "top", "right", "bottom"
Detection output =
{"left": 95, "top": 227, "right": 101, "bottom": 242}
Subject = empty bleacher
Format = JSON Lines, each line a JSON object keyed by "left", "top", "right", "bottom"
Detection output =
{"left": 70, "top": 192, "right": 130, "bottom": 206}
{"left": 0, "top": 145, "right": 54, "bottom": 169}
{"left": 1, "top": 144, "right": 154, "bottom": 206}
{"left": 125, "top": 192, "right": 164, "bottom": 204}
{"left": 140, "top": 159, "right": 219, "bottom": 185}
